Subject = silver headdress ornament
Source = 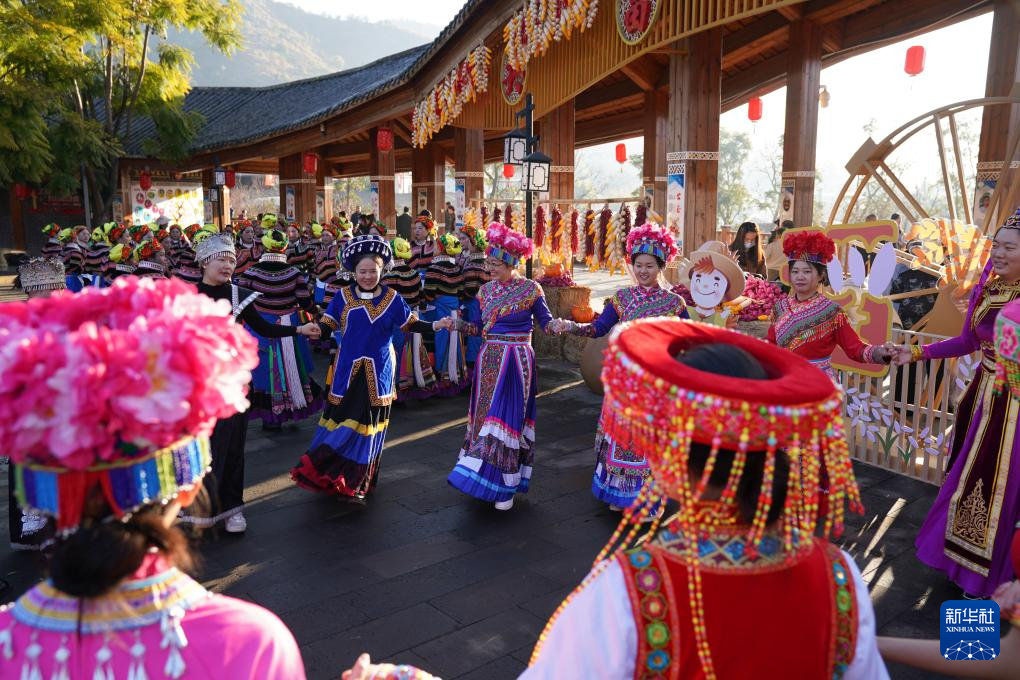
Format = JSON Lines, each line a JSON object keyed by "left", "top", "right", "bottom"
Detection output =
{"left": 18, "top": 258, "right": 66, "bottom": 293}
{"left": 195, "top": 231, "right": 236, "bottom": 263}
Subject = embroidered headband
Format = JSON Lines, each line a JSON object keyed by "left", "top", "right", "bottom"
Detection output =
{"left": 342, "top": 234, "right": 392, "bottom": 271}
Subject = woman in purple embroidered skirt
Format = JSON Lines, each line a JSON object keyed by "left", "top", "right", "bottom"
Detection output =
{"left": 892, "top": 208, "right": 1020, "bottom": 597}
{"left": 437, "top": 223, "right": 556, "bottom": 511}
{"left": 560, "top": 223, "right": 687, "bottom": 510}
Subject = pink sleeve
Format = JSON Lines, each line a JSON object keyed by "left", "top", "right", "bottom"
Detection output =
{"left": 922, "top": 287, "right": 981, "bottom": 360}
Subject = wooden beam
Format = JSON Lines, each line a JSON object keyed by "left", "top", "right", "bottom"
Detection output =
{"left": 777, "top": 4, "right": 805, "bottom": 20}
{"left": 575, "top": 78, "right": 644, "bottom": 113}
{"left": 619, "top": 55, "right": 663, "bottom": 91}
{"left": 575, "top": 110, "right": 643, "bottom": 148}
{"left": 722, "top": 13, "right": 790, "bottom": 66}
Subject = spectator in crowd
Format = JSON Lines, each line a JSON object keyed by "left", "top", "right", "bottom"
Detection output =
{"left": 445, "top": 202, "right": 456, "bottom": 232}
{"left": 351, "top": 205, "right": 362, "bottom": 228}
{"left": 396, "top": 206, "right": 413, "bottom": 240}
{"left": 729, "top": 221, "right": 767, "bottom": 278}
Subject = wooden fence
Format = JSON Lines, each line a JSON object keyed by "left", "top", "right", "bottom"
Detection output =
{"left": 838, "top": 328, "right": 979, "bottom": 485}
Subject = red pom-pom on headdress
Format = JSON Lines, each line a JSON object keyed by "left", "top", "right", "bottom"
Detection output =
{"left": 782, "top": 230, "right": 836, "bottom": 265}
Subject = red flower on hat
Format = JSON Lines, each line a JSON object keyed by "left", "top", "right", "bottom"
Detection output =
{"left": 782, "top": 230, "right": 836, "bottom": 265}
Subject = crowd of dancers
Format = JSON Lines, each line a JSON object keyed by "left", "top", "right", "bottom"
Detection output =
{"left": 5, "top": 206, "right": 1020, "bottom": 678}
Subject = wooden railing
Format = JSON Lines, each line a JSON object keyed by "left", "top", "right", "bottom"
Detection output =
{"left": 838, "top": 328, "right": 979, "bottom": 485}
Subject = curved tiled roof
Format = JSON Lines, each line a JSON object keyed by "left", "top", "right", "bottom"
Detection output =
{"left": 122, "top": 0, "right": 490, "bottom": 157}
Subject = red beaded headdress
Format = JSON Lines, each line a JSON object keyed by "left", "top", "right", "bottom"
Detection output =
{"left": 783, "top": 229, "right": 836, "bottom": 265}
{"left": 533, "top": 319, "right": 861, "bottom": 678}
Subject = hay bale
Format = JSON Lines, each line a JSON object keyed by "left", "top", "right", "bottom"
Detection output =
{"left": 553, "top": 286, "right": 592, "bottom": 317}
{"left": 541, "top": 286, "right": 561, "bottom": 315}
{"left": 532, "top": 331, "right": 564, "bottom": 359}
{"left": 735, "top": 320, "right": 771, "bottom": 340}
{"left": 563, "top": 334, "right": 589, "bottom": 364}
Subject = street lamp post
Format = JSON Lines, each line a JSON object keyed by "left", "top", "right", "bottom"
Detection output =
{"left": 502, "top": 93, "right": 551, "bottom": 279}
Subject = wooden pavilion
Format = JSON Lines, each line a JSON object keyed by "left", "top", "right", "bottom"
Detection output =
{"left": 6, "top": 0, "right": 1017, "bottom": 254}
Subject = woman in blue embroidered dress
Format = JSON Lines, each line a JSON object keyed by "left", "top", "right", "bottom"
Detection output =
{"left": 291, "top": 236, "right": 439, "bottom": 502}
{"left": 436, "top": 223, "right": 556, "bottom": 511}
{"left": 559, "top": 223, "right": 687, "bottom": 510}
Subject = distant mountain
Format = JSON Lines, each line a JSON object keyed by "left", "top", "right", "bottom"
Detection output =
{"left": 171, "top": 0, "right": 435, "bottom": 87}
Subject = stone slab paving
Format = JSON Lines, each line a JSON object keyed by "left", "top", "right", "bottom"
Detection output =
{"left": 0, "top": 355, "right": 961, "bottom": 679}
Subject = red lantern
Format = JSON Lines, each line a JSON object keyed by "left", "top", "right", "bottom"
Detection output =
{"left": 303, "top": 152, "right": 318, "bottom": 175}
{"left": 139, "top": 171, "right": 152, "bottom": 191}
{"left": 904, "top": 45, "right": 925, "bottom": 77}
{"left": 376, "top": 128, "right": 394, "bottom": 152}
{"left": 748, "top": 96, "right": 763, "bottom": 122}
{"left": 13, "top": 183, "right": 30, "bottom": 200}
{"left": 502, "top": 163, "right": 515, "bottom": 179}
{"left": 224, "top": 169, "right": 236, "bottom": 189}
{"left": 615, "top": 143, "right": 627, "bottom": 165}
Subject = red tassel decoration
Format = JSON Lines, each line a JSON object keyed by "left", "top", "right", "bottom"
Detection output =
{"left": 535, "top": 205, "right": 546, "bottom": 247}
{"left": 570, "top": 209, "right": 580, "bottom": 254}
{"left": 584, "top": 209, "right": 596, "bottom": 265}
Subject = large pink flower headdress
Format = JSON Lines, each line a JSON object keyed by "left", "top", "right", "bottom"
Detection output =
{"left": 485, "top": 221, "right": 534, "bottom": 266}
{"left": 0, "top": 277, "right": 259, "bottom": 530}
{"left": 626, "top": 221, "right": 678, "bottom": 265}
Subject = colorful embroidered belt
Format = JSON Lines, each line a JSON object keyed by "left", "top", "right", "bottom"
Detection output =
{"left": 485, "top": 333, "right": 532, "bottom": 343}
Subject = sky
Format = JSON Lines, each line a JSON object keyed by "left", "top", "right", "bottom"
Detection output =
{"left": 281, "top": 1, "right": 995, "bottom": 223}
{"left": 278, "top": 0, "right": 463, "bottom": 27}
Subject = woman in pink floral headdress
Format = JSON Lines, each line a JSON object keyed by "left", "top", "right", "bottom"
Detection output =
{"left": 558, "top": 222, "right": 688, "bottom": 510}
{"left": 436, "top": 223, "right": 558, "bottom": 511}
{"left": 0, "top": 278, "right": 306, "bottom": 679}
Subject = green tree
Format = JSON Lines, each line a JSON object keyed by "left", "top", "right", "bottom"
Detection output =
{"left": 1, "top": 0, "right": 242, "bottom": 220}
{"left": 717, "top": 129, "right": 754, "bottom": 227}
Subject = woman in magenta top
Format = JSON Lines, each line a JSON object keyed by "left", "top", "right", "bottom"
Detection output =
{"left": 0, "top": 278, "right": 306, "bottom": 679}
{"left": 892, "top": 208, "right": 1020, "bottom": 597}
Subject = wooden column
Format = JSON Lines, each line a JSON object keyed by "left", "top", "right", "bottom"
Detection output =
{"left": 643, "top": 89, "right": 668, "bottom": 219}
{"left": 412, "top": 143, "right": 447, "bottom": 218}
{"left": 8, "top": 187, "right": 25, "bottom": 251}
{"left": 538, "top": 98, "right": 576, "bottom": 204}
{"left": 667, "top": 29, "right": 722, "bottom": 254}
{"left": 976, "top": 0, "right": 1020, "bottom": 229}
{"left": 781, "top": 19, "right": 823, "bottom": 228}
{"left": 454, "top": 128, "right": 485, "bottom": 226}
{"left": 369, "top": 127, "right": 396, "bottom": 235}
{"left": 278, "top": 153, "right": 316, "bottom": 225}
{"left": 315, "top": 161, "right": 333, "bottom": 224}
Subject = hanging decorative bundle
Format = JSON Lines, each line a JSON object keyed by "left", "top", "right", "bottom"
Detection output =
{"left": 534, "top": 204, "right": 547, "bottom": 252}
{"left": 504, "top": 0, "right": 599, "bottom": 72}
{"left": 597, "top": 205, "right": 612, "bottom": 269}
{"left": 492, "top": 206, "right": 502, "bottom": 225}
{"left": 412, "top": 45, "right": 492, "bottom": 148}
{"left": 583, "top": 209, "right": 596, "bottom": 267}
{"left": 569, "top": 209, "right": 580, "bottom": 262}
{"left": 620, "top": 202, "right": 633, "bottom": 239}
{"left": 480, "top": 205, "right": 489, "bottom": 228}
{"left": 635, "top": 202, "right": 647, "bottom": 229}
{"left": 550, "top": 207, "right": 564, "bottom": 262}
{"left": 605, "top": 206, "right": 627, "bottom": 275}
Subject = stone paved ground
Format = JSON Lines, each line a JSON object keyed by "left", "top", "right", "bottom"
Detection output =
{"left": 0, "top": 354, "right": 961, "bottom": 679}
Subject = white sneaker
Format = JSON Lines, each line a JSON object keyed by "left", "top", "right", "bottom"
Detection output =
{"left": 224, "top": 513, "right": 247, "bottom": 533}
{"left": 494, "top": 497, "right": 514, "bottom": 511}
{"left": 21, "top": 510, "right": 47, "bottom": 536}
